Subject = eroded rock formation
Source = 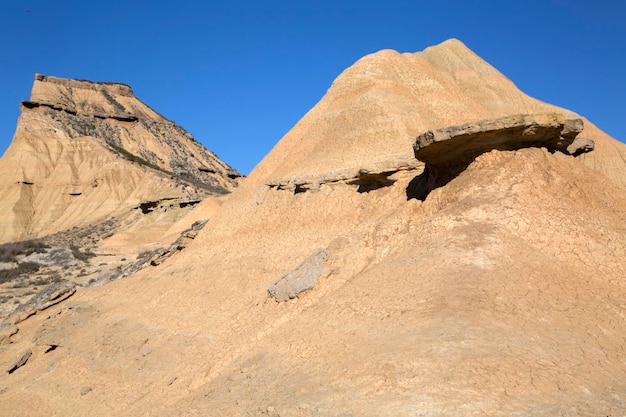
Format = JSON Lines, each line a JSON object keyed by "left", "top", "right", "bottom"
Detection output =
{"left": 6, "top": 281, "right": 76, "bottom": 325}
{"left": 265, "top": 157, "right": 423, "bottom": 194}
{"left": 1, "top": 40, "right": 626, "bottom": 417}
{"left": 411, "top": 113, "right": 593, "bottom": 198}
{"left": 268, "top": 249, "right": 329, "bottom": 302}
{"left": 0, "top": 74, "right": 240, "bottom": 242}
{"left": 6, "top": 349, "right": 31, "bottom": 374}
{"left": 23, "top": 75, "right": 239, "bottom": 189}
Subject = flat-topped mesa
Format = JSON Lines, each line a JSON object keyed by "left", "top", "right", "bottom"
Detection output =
{"left": 0, "top": 74, "right": 240, "bottom": 242}
{"left": 34, "top": 73, "right": 134, "bottom": 96}
{"left": 412, "top": 114, "right": 593, "bottom": 197}
{"left": 23, "top": 73, "right": 139, "bottom": 121}
{"left": 15, "top": 73, "right": 240, "bottom": 194}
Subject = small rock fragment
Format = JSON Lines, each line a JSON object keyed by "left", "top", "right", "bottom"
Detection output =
{"left": 268, "top": 249, "right": 328, "bottom": 302}
{"left": 7, "top": 349, "right": 32, "bottom": 374}
{"left": 0, "top": 324, "right": 18, "bottom": 345}
{"left": 567, "top": 136, "right": 595, "bottom": 156}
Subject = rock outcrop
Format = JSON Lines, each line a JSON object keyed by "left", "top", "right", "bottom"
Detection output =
{"left": 265, "top": 157, "right": 423, "bottom": 194}
{"left": 412, "top": 113, "right": 592, "bottom": 197}
{"left": 268, "top": 249, "right": 329, "bottom": 302}
{"left": 7, "top": 281, "right": 76, "bottom": 325}
{"left": 0, "top": 324, "right": 18, "bottom": 345}
{"left": 89, "top": 219, "right": 209, "bottom": 286}
{"left": 415, "top": 113, "right": 587, "bottom": 166}
{"left": 148, "top": 219, "right": 208, "bottom": 266}
{"left": 0, "top": 74, "right": 240, "bottom": 242}
{"left": 6, "top": 349, "right": 31, "bottom": 374}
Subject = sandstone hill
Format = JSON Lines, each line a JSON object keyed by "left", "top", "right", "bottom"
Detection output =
{"left": 1, "top": 39, "right": 626, "bottom": 416}
{"left": 0, "top": 75, "right": 240, "bottom": 318}
{"left": 0, "top": 74, "right": 240, "bottom": 243}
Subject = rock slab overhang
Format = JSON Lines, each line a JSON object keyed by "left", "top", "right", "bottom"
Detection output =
{"left": 414, "top": 113, "right": 592, "bottom": 173}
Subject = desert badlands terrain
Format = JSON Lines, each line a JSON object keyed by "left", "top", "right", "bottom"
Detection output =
{"left": 1, "top": 39, "right": 626, "bottom": 416}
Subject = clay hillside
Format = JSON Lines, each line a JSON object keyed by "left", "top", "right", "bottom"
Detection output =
{"left": 0, "top": 75, "right": 241, "bottom": 317}
{"left": 0, "top": 74, "right": 240, "bottom": 243}
{"left": 2, "top": 39, "right": 626, "bottom": 416}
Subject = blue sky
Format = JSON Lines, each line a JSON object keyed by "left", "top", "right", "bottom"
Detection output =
{"left": 1, "top": 0, "right": 624, "bottom": 174}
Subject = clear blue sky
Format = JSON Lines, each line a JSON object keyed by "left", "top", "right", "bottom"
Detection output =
{"left": 1, "top": 0, "right": 624, "bottom": 174}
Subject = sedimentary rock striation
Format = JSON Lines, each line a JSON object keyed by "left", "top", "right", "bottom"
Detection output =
{"left": 7, "top": 281, "right": 76, "bottom": 325}
{"left": 265, "top": 157, "right": 423, "bottom": 193}
{"left": 412, "top": 113, "right": 593, "bottom": 197}
{"left": 88, "top": 219, "right": 210, "bottom": 286}
{"left": 414, "top": 113, "right": 589, "bottom": 174}
{"left": 23, "top": 74, "right": 239, "bottom": 189}
{"left": 0, "top": 74, "right": 240, "bottom": 242}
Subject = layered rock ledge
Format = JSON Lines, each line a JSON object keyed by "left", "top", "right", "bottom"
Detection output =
{"left": 415, "top": 113, "right": 590, "bottom": 169}
{"left": 266, "top": 157, "right": 423, "bottom": 194}
{"left": 411, "top": 113, "right": 594, "bottom": 198}
{"left": 22, "top": 73, "right": 240, "bottom": 193}
{"left": 34, "top": 73, "right": 134, "bottom": 96}
{"left": 0, "top": 73, "right": 241, "bottom": 242}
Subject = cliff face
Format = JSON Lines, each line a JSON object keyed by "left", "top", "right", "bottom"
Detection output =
{"left": 2, "top": 40, "right": 626, "bottom": 416}
{"left": 0, "top": 75, "right": 239, "bottom": 242}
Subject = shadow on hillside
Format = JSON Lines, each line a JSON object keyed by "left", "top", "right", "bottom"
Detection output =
{"left": 406, "top": 165, "right": 462, "bottom": 202}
